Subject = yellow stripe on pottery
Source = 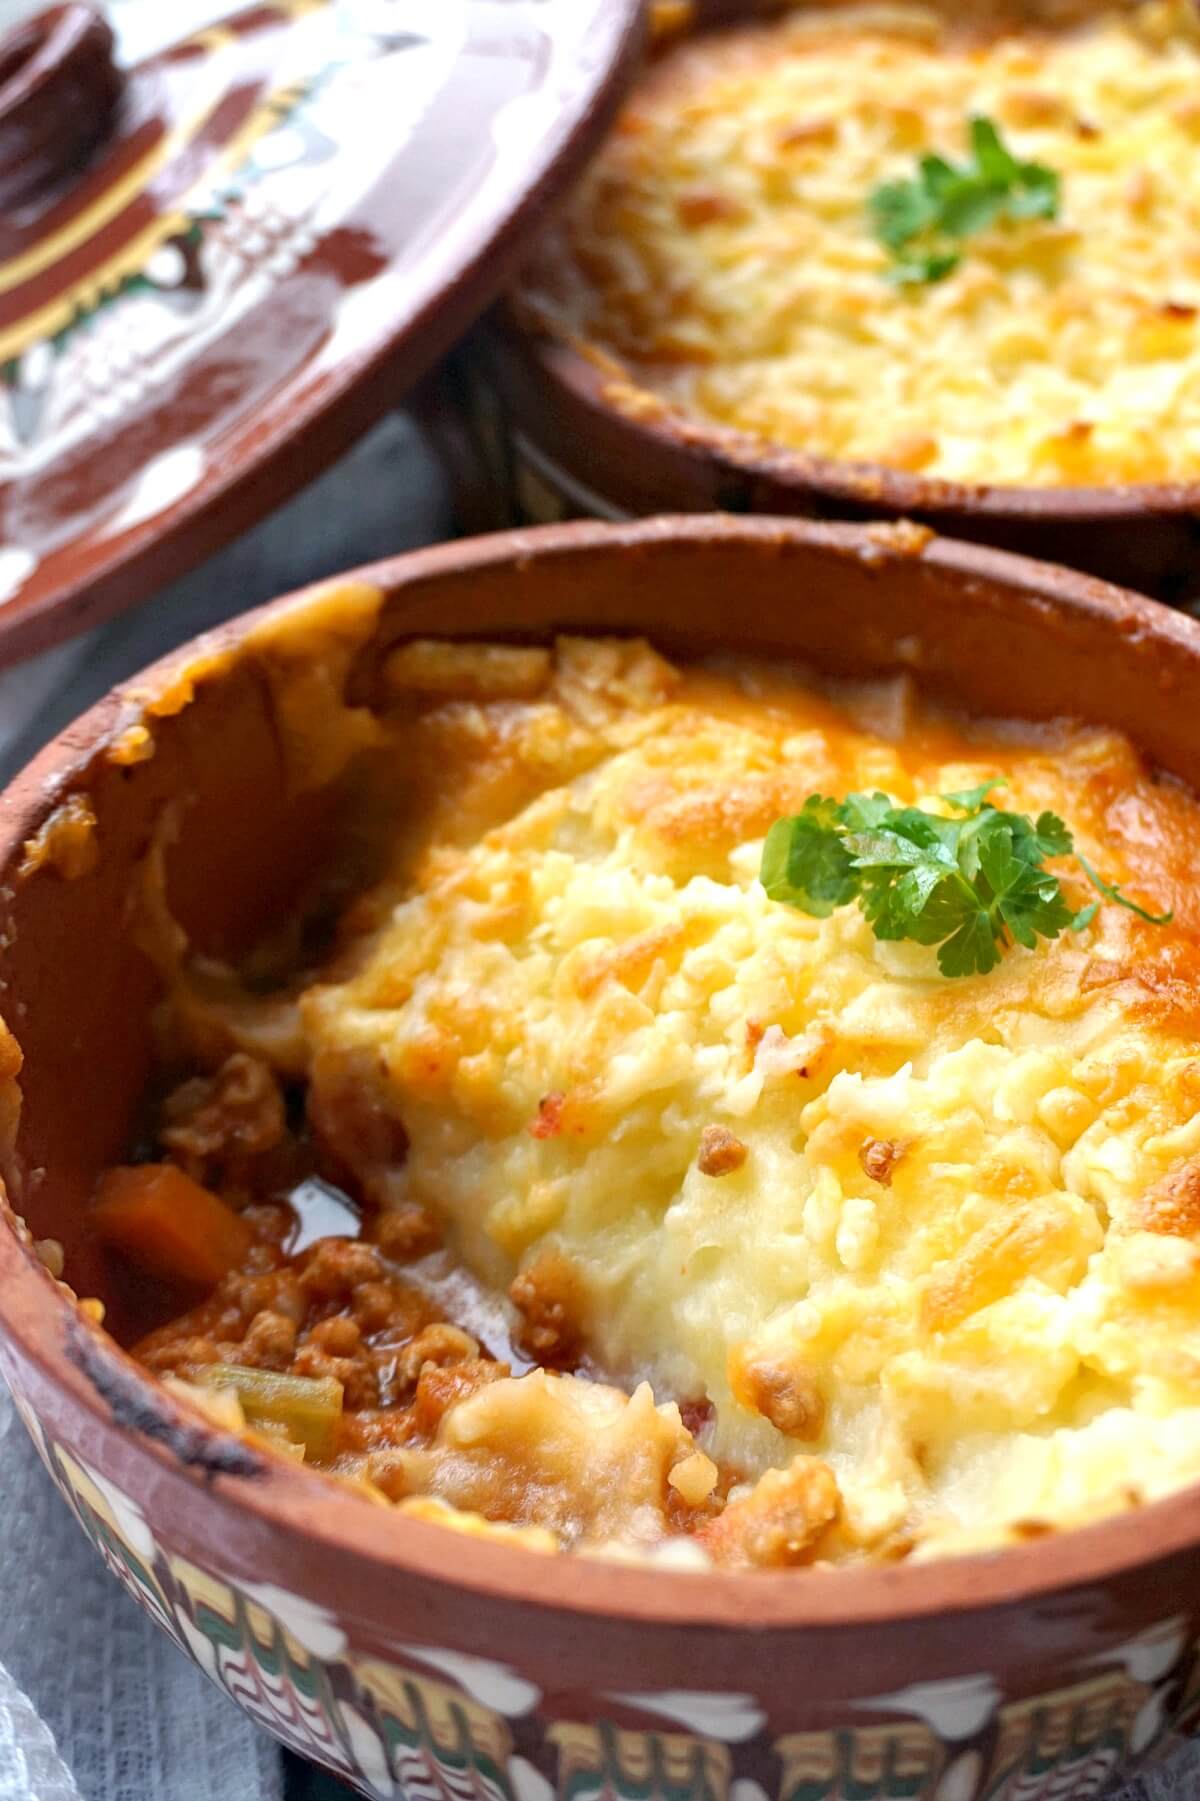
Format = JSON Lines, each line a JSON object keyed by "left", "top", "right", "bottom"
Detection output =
{"left": 0, "top": 40, "right": 235, "bottom": 297}
{"left": 0, "top": 73, "right": 310, "bottom": 362}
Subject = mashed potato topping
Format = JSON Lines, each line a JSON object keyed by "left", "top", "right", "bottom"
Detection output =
{"left": 278, "top": 636, "right": 1200, "bottom": 1560}
{"left": 518, "top": 1, "right": 1200, "bottom": 487}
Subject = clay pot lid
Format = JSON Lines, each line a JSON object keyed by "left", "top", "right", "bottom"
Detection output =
{"left": 0, "top": 0, "right": 645, "bottom": 668}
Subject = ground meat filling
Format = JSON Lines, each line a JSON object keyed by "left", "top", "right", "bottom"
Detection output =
{"left": 118, "top": 1060, "right": 818, "bottom": 1565}
{"left": 128, "top": 1057, "right": 511, "bottom": 1475}
{"left": 159, "top": 1053, "right": 287, "bottom": 1192}
{"left": 137, "top": 1211, "right": 479, "bottom": 1427}
{"left": 103, "top": 1053, "right": 855, "bottom": 1568}
{"left": 134, "top": 1208, "right": 775, "bottom": 1554}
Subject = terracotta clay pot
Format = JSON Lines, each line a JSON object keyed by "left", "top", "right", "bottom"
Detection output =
{"left": 4, "top": 517, "right": 1200, "bottom": 1800}
{"left": 429, "top": 0, "right": 1200, "bottom": 604}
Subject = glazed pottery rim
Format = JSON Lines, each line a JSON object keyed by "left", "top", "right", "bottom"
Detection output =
{"left": 504, "top": 321, "right": 1200, "bottom": 525}
{"left": 8, "top": 513, "right": 1200, "bottom": 1631}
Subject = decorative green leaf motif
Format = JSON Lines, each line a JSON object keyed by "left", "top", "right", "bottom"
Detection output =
{"left": 759, "top": 784, "right": 1172, "bottom": 978}
{"left": 868, "top": 114, "right": 1061, "bottom": 287}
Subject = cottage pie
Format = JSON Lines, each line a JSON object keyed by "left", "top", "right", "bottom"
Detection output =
{"left": 93, "top": 636, "right": 1200, "bottom": 1569}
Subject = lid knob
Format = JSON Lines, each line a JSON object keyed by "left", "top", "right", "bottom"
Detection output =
{"left": 0, "top": 4, "right": 124, "bottom": 213}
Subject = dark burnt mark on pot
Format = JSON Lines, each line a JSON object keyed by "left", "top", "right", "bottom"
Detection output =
{"left": 65, "top": 1317, "right": 266, "bottom": 1481}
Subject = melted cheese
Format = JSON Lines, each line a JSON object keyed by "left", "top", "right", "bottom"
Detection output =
{"left": 518, "top": 1, "right": 1200, "bottom": 487}
{"left": 290, "top": 637, "right": 1200, "bottom": 1559}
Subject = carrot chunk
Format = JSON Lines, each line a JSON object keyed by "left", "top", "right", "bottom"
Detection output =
{"left": 92, "top": 1163, "right": 252, "bottom": 1290}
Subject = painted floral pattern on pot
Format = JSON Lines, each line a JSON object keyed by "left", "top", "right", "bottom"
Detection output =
{"left": 0, "top": 0, "right": 464, "bottom": 472}
{"left": 0, "top": 0, "right": 475, "bottom": 627}
{"left": 3, "top": 1380, "right": 1194, "bottom": 1801}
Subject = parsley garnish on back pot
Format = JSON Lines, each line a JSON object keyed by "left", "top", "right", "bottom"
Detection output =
{"left": 869, "top": 116, "right": 1061, "bottom": 286}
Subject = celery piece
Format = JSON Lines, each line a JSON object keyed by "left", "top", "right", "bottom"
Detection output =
{"left": 198, "top": 1365, "right": 342, "bottom": 1460}
{"left": 246, "top": 1420, "right": 308, "bottom": 1463}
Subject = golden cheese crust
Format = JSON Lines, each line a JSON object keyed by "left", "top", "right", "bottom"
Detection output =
{"left": 269, "top": 635, "right": 1200, "bottom": 1560}
{"left": 517, "top": 1, "right": 1200, "bottom": 487}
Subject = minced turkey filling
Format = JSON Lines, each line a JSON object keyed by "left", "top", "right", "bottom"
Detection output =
{"left": 123, "top": 636, "right": 1200, "bottom": 1566}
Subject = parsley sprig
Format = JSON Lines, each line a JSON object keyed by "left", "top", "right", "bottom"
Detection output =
{"left": 759, "top": 782, "right": 1171, "bottom": 978}
{"left": 869, "top": 116, "right": 1061, "bottom": 287}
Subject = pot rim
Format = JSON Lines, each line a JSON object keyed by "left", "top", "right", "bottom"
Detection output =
{"left": 500, "top": 321, "right": 1200, "bottom": 525}
{"left": 6, "top": 513, "right": 1200, "bottom": 1632}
